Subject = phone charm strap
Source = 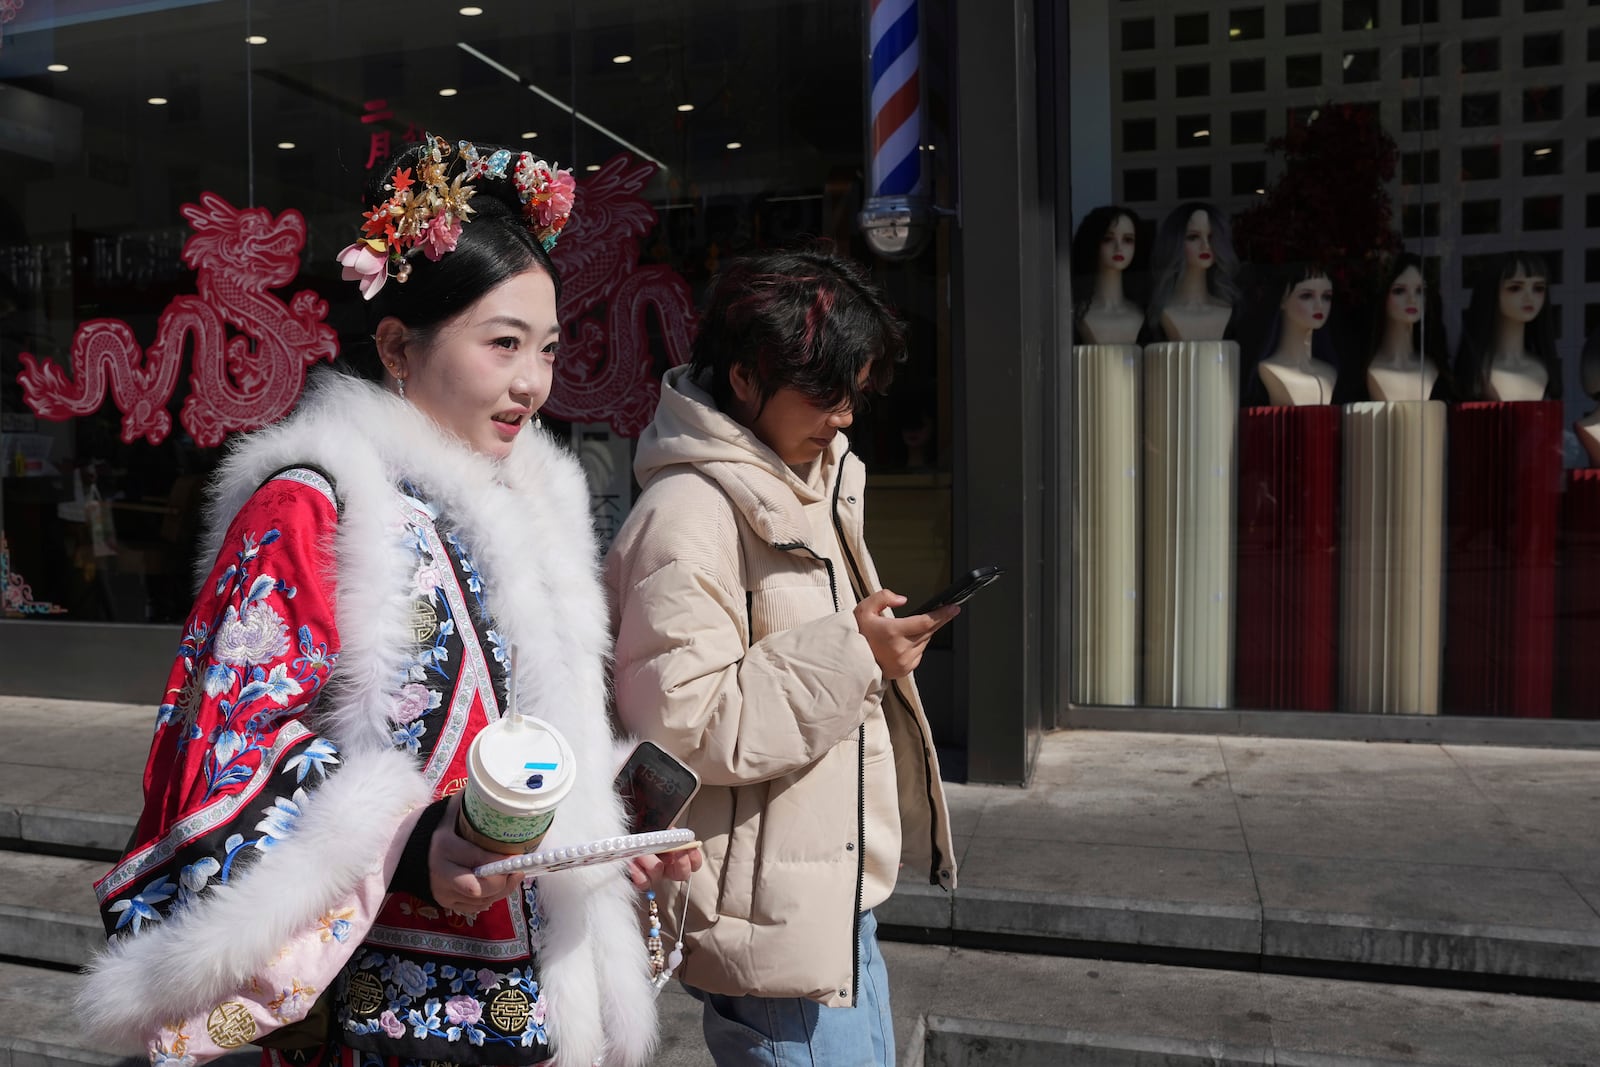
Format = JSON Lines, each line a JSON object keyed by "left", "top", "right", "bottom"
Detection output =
{"left": 646, "top": 889, "right": 686, "bottom": 994}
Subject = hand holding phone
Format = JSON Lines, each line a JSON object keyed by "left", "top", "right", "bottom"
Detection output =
{"left": 908, "top": 565, "right": 1004, "bottom": 617}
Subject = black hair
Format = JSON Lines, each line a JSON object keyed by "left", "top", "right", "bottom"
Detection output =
{"left": 349, "top": 140, "right": 562, "bottom": 378}
{"left": 1241, "top": 262, "right": 1339, "bottom": 405}
{"left": 1357, "top": 251, "right": 1452, "bottom": 400}
{"left": 1453, "top": 251, "right": 1560, "bottom": 401}
{"left": 689, "top": 246, "right": 905, "bottom": 416}
{"left": 1069, "top": 205, "right": 1142, "bottom": 324}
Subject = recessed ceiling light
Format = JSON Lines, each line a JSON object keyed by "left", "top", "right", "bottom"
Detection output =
{"left": 277, "top": 141, "right": 295, "bottom": 150}
{"left": 1534, "top": 146, "right": 1553, "bottom": 156}
{"left": 1192, "top": 129, "right": 1210, "bottom": 138}
{"left": 46, "top": 63, "right": 68, "bottom": 72}
{"left": 459, "top": 5, "right": 484, "bottom": 14}
{"left": 613, "top": 54, "right": 632, "bottom": 64}
{"left": 725, "top": 141, "right": 742, "bottom": 150}
{"left": 676, "top": 103, "right": 694, "bottom": 112}
{"left": 438, "top": 88, "right": 458, "bottom": 97}
{"left": 1255, "top": 187, "right": 1266, "bottom": 194}
{"left": 245, "top": 34, "right": 268, "bottom": 45}
{"left": 520, "top": 130, "right": 538, "bottom": 140}
{"left": 148, "top": 96, "right": 168, "bottom": 106}
{"left": 585, "top": 164, "right": 601, "bottom": 171}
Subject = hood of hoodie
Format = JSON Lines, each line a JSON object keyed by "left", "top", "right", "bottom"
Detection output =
{"left": 634, "top": 365, "right": 848, "bottom": 549}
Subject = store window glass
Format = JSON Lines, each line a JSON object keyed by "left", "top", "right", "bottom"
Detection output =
{"left": 1, "top": 0, "right": 952, "bottom": 634}
{"left": 1067, "top": 0, "right": 1600, "bottom": 721}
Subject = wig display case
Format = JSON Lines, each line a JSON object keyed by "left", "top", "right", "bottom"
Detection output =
{"left": 1443, "top": 401, "right": 1563, "bottom": 717}
{"left": 1142, "top": 340, "right": 1238, "bottom": 708}
{"left": 1340, "top": 402, "right": 1446, "bottom": 715}
{"left": 1071, "top": 345, "right": 1141, "bottom": 705}
{"left": 1235, "top": 405, "right": 1341, "bottom": 711}
{"left": 1556, "top": 468, "right": 1600, "bottom": 720}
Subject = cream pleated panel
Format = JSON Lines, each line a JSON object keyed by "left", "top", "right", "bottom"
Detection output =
{"left": 1341, "top": 401, "right": 1445, "bottom": 714}
{"left": 1141, "top": 340, "right": 1239, "bottom": 708}
{"left": 1072, "top": 344, "right": 1140, "bottom": 705}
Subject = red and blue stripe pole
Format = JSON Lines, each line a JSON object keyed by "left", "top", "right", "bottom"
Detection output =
{"left": 859, "top": 0, "right": 931, "bottom": 258}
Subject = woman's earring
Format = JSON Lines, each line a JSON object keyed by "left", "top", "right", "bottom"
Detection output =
{"left": 397, "top": 376, "right": 407, "bottom": 400}
{"left": 532, "top": 411, "right": 542, "bottom": 430}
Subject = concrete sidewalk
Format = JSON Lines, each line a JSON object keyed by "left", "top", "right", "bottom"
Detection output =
{"left": 3, "top": 696, "right": 1600, "bottom": 1064}
{"left": 885, "top": 728, "right": 1600, "bottom": 988}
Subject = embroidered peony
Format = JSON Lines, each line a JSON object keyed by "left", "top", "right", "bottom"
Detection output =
{"left": 530, "top": 994, "right": 547, "bottom": 1027}
{"left": 379, "top": 1010, "right": 406, "bottom": 1039}
{"left": 393, "top": 960, "right": 429, "bottom": 998}
{"left": 213, "top": 602, "right": 290, "bottom": 666}
{"left": 337, "top": 241, "right": 388, "bottom": 301}
{"left": 391, "top": 683, "right": 440, "bottom": 725}
{"left": 444, "top": 996, "right": 483, "bottom": 1026}
{"left": 413, "top": 561, "right": 446, "bottom": 600}
{"left": 420, "top": 214, "right": 462, "bottom": 262}
{"left": 475, "top": 968, "right": 499, "bottom": 992}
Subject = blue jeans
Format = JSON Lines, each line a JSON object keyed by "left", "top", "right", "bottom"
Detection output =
{"left": 684, "top": 910, "right": 896, "bottom": 1066}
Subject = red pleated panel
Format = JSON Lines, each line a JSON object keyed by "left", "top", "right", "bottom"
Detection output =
{"left": 1443, "top": 401, "right": 1562, "bottom": 717}
{"left": 1557, "top": 469, "right": 1600, "bottom": 720}
{"left": 1236, "top": 406, "right": 1341, "bottom": 710}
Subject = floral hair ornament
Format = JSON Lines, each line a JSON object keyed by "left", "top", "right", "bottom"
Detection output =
{"left": 336, "top": 133, "right": 577, "bottom": 301}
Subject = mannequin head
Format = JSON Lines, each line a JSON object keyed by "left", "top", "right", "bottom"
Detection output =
{"left": 1070, "top": 206, "right": 1141, "bottom": 311}
{"left": 1147, "top": 201, "right": 1239, "bottom": 327}
{"left": 1455, "top": 251, "right": 1560, "bottom": 401}
{"left": 1279, "top": 269, "right": 1333, "bottom": 336}
{"left": 1361, "top": 251, "right": 1449, "bottom": 390}
{"left": 1581, "top": 326, "right": 1600, "bottom": 401}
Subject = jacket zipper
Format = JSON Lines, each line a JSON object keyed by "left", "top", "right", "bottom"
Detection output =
{"left": 829, "top": 461, "right": 945, "bottom": 892}
{"left": 772, "top": 532, "right": 859, "bottom": 1003}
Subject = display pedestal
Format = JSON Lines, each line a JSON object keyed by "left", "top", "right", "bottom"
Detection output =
{"left": 1443, "top": 401, "right": 1562, "bottom": 717}
{"left": 1071, "top": 345, "right": 1140, "bottom": 705}
{"left": 1235, "top": 406, "right": 1340, "bottom": 710}
{"left": 1556, "top": 470, "right": 1600, "bottom": 720}
{"left": 1142, "top": 340, "right": 1238, "bottom": 708}
{"left": 1341, "top": 402, "right": 1446, "bottom": 715}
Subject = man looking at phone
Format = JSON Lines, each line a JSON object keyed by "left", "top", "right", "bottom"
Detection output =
{"left": 605, "top": 249, "right": 959, "bottom": 1066}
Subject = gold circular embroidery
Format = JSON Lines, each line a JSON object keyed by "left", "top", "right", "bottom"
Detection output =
{"left": 346, "top": 970, "right": 385, "bottom": 1016}
{"left": 487, "top": 988, "right": 531, "bottom": 1032}
{"left": 410, "top": 600, "right": 440, "bottom": 642}
{"left": 205, "top": 1002, "right": 257, "bottom": 1048}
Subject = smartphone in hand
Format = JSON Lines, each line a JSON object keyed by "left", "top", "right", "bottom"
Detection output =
{"left": 908, "top": 565, "right": 1004, "bottom": 616}
{"left": 614, "top": 740, "right": 702, "bottom": 834}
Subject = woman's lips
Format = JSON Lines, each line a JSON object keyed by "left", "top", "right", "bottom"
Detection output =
{"left": 491, "top": 419, "right": 522, "bottom": 441}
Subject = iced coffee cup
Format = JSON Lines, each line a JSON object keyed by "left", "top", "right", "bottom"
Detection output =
{"left": 456, "top": 713, "right": 576, "bottom": 855}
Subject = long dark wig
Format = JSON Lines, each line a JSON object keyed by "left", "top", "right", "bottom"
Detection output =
{"left": 1145, "top": 201, "right": 1240, "bottom": 333}
{"left": 1069, "top": 204, "right": 1143, "bottom": 328}
{"left": 1453, "top": 251, "right": 1560, "bottom": 401}
{"left": 1358, "top": 251, "right": 1452, "bottom": 400}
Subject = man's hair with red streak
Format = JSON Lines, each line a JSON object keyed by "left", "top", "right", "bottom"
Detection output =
{"left": 690, "top": 246, "right": 905, "bottom": 417}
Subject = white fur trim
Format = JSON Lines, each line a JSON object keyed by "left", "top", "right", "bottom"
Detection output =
{"left": 77, "top": 746, "right": 430, "bottom": 1048}
{"left": 88, "top": 374, "right": 657, "bottom": 1063}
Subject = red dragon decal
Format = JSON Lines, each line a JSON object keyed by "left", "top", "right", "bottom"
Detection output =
{"left": 17, "top": 194, "right": 337, "bottom": 447}
{"left": 17, "top": 160, "right": 694, "bottom": 444}
{"left": 548, "top": 155, "right": 697, "bottom": 435}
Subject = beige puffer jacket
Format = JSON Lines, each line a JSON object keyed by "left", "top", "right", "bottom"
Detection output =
{"left": 605, "top": 366, "right": 957, "bottom": 1007}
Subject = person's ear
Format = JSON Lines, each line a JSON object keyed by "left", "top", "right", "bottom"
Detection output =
{"left": 374, "top": 317, "right": 411, "bottom": 385}
{"left": 729, "top": 363, "right": 760, "bottom": 408}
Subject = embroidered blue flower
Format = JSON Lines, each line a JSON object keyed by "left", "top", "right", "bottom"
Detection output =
{"left": 175, "top": 856, "right": 221, "bottom": 909}
{"left": 253, "top": 789, "right": 307, "bottom": 849}
{"left": 392, "top": 719, "right": 427, "bottom": 755}
{"left": 393, "top": 960, "right": 431, "bottom": 999}
{"left": 486, "top": 629, "right": 509, "bottom": 667}
{"left": 109, "top": 875, "right": 176, "bottom": 934}
{"left": 284, "top": 737, "right": 341, "bottom": 783}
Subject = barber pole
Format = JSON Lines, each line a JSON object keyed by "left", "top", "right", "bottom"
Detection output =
{"left": 859, "top": 0, "right": 932, "bottom": 258}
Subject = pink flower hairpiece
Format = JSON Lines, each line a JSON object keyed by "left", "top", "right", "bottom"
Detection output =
{"left": 336, "top": 133, "right": 576, "bottom": 301}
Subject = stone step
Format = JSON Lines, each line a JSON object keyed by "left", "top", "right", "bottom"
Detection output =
{"left": 0, "top": 852, "right": 107, "bottom": 970}
{"left": 881, "top": 869, "right": 1600, "bottom": 991}
{"left": 894, "top": 942, "right": 1600, "bottom": 1067}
